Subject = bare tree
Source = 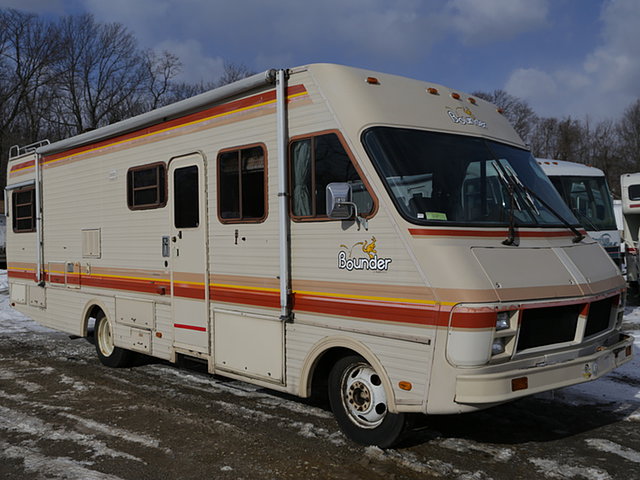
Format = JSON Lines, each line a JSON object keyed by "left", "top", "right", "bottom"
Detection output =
{"left": 618, "top": 99, "right": 640, "bottom": 172}
{"left": 473, "top": 89, "right": 537, "bottom": 142}
{"left": 142, "top": 49, "right": 182, "bottom": 110}
{"left": 0, "top": 9, "right": 61, "bottom": 185}
{"left": 52, "top": 14, "right": 147, "bottom": 135}
{"left": 215, "top": 61, "right": 255, "bottom": 87}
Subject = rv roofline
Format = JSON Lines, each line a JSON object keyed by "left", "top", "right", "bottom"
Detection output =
{"left": 537, "top": 158, "right": 604, "bottom": 177}
{"left": 37, "top": 69, "right": 278, "bottom": 156}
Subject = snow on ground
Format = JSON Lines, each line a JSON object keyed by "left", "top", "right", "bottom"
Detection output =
{"left": 0, "top": 271, "right": 54, "bottom": 335}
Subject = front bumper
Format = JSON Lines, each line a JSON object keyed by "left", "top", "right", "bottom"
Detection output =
{"left": 455, "top": 333, "right": 634, "bottom": 404}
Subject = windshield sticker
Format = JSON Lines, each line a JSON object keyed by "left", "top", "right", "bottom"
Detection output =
{"left": 338, "top": 236, "right": 392, "bottom": 272}
{"left": 426, "top": 212, "right": 447, "bottom": 220}
{"left": 446, "top": 106, "right": 487, "bottom": 129}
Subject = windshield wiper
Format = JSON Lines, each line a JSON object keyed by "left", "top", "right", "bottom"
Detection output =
{"left": 524, "top": 184, "right": 585, "bottom": 243}
{"left": 496, "top": 168, "right": 520, "bottom": 246}
{"left": 491, "top": 160, "right": 532, "bottom": 246}
{"left": 492, "top": 160, "right": 584, "bottom": 244}
{"left": 570, "top": 207, "right": 598, "bottom": 232}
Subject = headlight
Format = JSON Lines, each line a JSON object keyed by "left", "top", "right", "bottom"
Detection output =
{"left": 496, "top": 311, "right": 510, "bottom": 331}
{"left": 492, "top": 338, "right": 506, "bottom": 355}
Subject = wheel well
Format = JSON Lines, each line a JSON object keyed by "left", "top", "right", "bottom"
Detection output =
{"left": 308, "top": 347, "right": 358, "bottom": 406}
{"left": 84, "top": 304, "right": 104, "bottom": 337}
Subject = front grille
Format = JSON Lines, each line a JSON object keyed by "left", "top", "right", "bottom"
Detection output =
{"left": 517, "top": 304, "right": 581, "bottom": 352}
{"left": 584, "top": 297, "right": 613, "bottom": 337}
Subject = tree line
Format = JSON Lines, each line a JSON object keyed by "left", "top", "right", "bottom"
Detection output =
{"left": 2, "top": 8, "right": 640, "bottom": 195}
{"left": 474, "top": 91, "right": 640, "bottom": 197}
{"left": 0, "top": 8, "right": 252, "bottom": 187}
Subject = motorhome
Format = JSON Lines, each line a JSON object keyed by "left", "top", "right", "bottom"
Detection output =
{"left": 538, "top": 159, "right": 621, "bottom": 267}
{"left": 621, "top": 173, "right": 640, "bottom": 286}
{"left": 7, "top": 64, "right": 633, "bottom": 447}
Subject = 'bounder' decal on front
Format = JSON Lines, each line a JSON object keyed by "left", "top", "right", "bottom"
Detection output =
{"left": 338, "top": 236, "right": 392, "bottom": 272}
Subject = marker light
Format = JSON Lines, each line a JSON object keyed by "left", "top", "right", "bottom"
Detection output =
{"left": 366, "top": 76, "right": 380, "bottom": 85}
{"left": 399, "top": 381, "right": 413, "bottom": 391}
{"left": 427, "top": 87, "right": 439, "bottom": 95}
{"left": 451, "top": 92, "right": 461, "bottom": 100}
{"left": 468, "top": 97, "right": 477, "bottom": 105}
{"left": 497, "top": 108, "right": 505, "bottom": 114}
{"left": 512, "top": 377, "right": 528, "bottom": 392}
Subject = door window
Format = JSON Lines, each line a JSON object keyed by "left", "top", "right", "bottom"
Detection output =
{"left": 174, "top": 165, "right": 199, "bottom": 228}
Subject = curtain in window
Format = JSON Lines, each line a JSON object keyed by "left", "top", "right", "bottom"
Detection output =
{"left": 292, "top": 140, "right": 312, "bottom": 216}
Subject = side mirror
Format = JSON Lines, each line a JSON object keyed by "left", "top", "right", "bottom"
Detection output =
{"left": 326, "top": 182, "right": 353, "bottom": 219}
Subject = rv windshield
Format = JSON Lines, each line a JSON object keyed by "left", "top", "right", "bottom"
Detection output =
{"left": 548, "top": 175, "right": 617, "bottom": 231}
{"left": 362, "top": 127, "right": 578, "bottom": 227}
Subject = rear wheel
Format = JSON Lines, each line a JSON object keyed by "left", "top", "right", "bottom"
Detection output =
{"left": 94, "top": 311, "right": 133, "bottom": 368}
{"left": 328, "top": 355, "right": 406, "bottom": 448}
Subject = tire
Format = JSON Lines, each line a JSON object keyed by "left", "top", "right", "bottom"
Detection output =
{"left": 328, "top": 355, "right": 406, "bottom": 448}
{"left": 94, "top": 311, "right": 133, "bottom": 368}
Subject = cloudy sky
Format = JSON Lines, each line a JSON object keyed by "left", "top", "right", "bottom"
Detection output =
{"left": 2, "top": 0, "right": 639, "bottom": 122}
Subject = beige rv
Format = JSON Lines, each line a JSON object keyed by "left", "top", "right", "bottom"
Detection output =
{"left": 6, "top": 64, "right": 633, "bottom": 447}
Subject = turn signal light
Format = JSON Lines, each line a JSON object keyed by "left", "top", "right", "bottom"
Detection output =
{"left": 399, "top": 381, "right": 413, "bottom": 391}
{"left": 511, "top": 377, "right": 528, "bottom": 392}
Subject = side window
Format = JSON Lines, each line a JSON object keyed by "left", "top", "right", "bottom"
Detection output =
{"left": 127, "top": 162, "right": 167, "bottom": 210}
{"left": 290, "top": 132, "right": 374, "bottom": 219}
{"left": 12, "top": 187, "right": 36, "bottom": 233}
{"left": 218, "top": 145, "right": 266, "bottom": 223}
{"left": 629, "top": 184, "right": 640, "bottom": 201}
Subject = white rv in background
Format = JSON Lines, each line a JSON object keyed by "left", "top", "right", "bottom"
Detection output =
{"left": 7, "top": 64, "right": 633, "bottom": 447}
{"left": 539, "top": 159, "right": 621, "bottom": 268}
{"left": 621, "top": 173, "right": 640, "bottom": 286}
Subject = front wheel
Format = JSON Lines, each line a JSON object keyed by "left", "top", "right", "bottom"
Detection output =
{"left": 94, "top": 311, "right": 133, "bottom": 368}
{"left": 328, "top": 355, "right": 406, "bottom": 448}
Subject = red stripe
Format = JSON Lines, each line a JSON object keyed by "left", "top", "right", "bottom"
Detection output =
{"left": 7, "top": 270, "right": 37, "bottom": 281}
{"left": 630, "top": 204, "right": 640, "bottom": 208}
{"left": 449, "top": 310, "right": 497, "bottom": 329}
{"left": 174, "top": 323, "right": 207, "bottom": 332}
{"left": 9, "top": 159, "right": 36, "bottom": 173}
{"left": 294, "top": 292, "right": 440, "bottom": 325}
{"left": 211, "top": 285, "right": 280, "bottom": 309}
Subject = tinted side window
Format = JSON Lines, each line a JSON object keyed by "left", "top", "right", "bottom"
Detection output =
{"left": 290, "top": 133, "right": 373, "bottom": 219}
{"left": 629, "top": 184, "right": 640, "bottom": 201}
{"left": 12, "top": 187, "right": 36, "bottom": 233}
{"left": 127, "top": 163, "right": 167, "bottom": 210}
{"left": 218, "top": 145, "right": 266, "bottom": 223}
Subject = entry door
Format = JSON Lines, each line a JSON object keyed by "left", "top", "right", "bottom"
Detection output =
{"left": 169, "top": 153, "right": 209, "bottom": 354}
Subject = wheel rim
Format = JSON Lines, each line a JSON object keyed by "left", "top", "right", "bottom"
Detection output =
{"left": 340, "top": 362, "right": 388, "bottom": 429}
{"left": 96, "top": 316, "right": 115, "bottom": 357}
